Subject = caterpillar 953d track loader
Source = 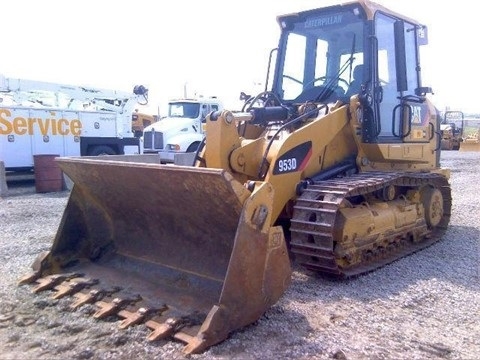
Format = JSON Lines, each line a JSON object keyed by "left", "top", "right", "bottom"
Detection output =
{"left": 20, "top": 0, "right": 451, "bottom": 354}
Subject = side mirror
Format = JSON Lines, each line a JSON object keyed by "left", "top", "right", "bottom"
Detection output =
{"left": 239, "top": 92, "right": 251, "bottom": 101}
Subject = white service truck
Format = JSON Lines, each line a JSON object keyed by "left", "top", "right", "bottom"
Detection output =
{"left": 142, "top": 97, "right": 222, "bottom": 163}
{"left": 0, "top": 74, "right": 149, "bottom": 170}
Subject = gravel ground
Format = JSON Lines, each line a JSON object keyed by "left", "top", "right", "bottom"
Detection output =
{"left": 0, "top": 151, "right": 479, "bottom": 360}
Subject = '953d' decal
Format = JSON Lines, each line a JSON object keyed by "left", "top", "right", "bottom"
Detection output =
{"left": 273, "top": 141, "right": 312, "bottom": 175}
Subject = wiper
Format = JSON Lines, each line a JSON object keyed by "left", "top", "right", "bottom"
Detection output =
{"left": 347, "top": 34, "right": 356, "bottom": 83}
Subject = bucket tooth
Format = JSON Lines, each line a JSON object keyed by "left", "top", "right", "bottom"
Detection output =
{"left": 146, "top": 317, "right": 185, "bottom": 341}
{"left": 174, "top": 331, "right": 195, "bottom": 345}
{"left": 146, "top": 311, "right": 205, "bottom": 342}
{"left": 18, "top": 251, "right": 50, "bottom": 285}
{"left": 93, "top": 295, "right": 142, "bottom": 319}
{"left": 18, "top": 271, "right": 41, "bottom": 285}
{"left": 52, "top": 277, "right": 99, "bottom": 299}
{"left": 118, "top": 305, "right": 167, "bottom": 329}
{"left": 183, "top": 337, "right": 207, "bottom": 355}
{"left": 32, "top": 273, "right": 82, "bottom": 293}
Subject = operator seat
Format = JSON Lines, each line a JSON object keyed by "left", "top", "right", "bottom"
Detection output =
{"left": 345, "top": 64, "right": 364, "bottom": 99}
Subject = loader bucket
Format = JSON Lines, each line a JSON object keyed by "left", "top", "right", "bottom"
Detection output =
{"left": 459, "top": 139, "right": 480, "bottom": 151}
{"left": 20, "top": 157, "right": 291, "bottom": 354}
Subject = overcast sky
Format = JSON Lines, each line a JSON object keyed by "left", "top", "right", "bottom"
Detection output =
{"left": 2, "top": 0, "right": 475, "bottom": 114}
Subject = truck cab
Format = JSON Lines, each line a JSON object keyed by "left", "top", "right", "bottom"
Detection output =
{"left": 142, "top": 97, "right": 222, "bottom": 163}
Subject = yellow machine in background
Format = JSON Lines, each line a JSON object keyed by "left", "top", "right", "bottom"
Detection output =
{"left": 440, "top": 110, "right": 464, "bottom": 150}
{"left": 20, "top": 0, "right": 452, "bottom": 354}
{"left": 459, "top": 118, "right": 480, "bottom": 151}
{"left": 131, "top": 110, "right": 157, "bottom": 138}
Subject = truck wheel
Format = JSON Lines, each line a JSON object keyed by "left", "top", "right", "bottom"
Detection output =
{"left": 88, "top": 145, "right": 116, "bottom": 156}
{"left": 186, "top": 142, "right": 200, "bottom": 153}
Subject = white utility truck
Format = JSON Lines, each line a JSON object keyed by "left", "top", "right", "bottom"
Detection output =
{"left": 142, "top": 97, "right": 222, "bottom": 163}
{"left": 0, "top": 74, "right": 149, "bottom": 170}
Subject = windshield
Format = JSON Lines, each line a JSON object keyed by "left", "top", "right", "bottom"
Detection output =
{"left": 443, "top": 111, "right": 464, "bottom": 128}
{"left": 168, "top": 102, "right": 200, "bottom": 119}
{"left": 274, "top": 5, "right": 366, "bottom": 103}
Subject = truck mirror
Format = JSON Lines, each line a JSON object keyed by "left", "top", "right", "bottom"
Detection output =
{"left": 201, "top": 105, "right": 208, "bottom": 118}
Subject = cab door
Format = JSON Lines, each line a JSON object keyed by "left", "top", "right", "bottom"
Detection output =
{"left": 374, "top": 12, "right": 432, "bottom": 144}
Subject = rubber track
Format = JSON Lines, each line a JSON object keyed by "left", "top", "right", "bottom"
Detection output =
{"left": 289, "top": 171, "right": 452, "bottom": 277}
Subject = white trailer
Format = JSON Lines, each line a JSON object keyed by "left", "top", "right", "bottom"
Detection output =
{"left": 142, "top": 97, "right": 222, "bottom": 163}
{"left": 0, "top": 74, "right": 149, "bottom": 170}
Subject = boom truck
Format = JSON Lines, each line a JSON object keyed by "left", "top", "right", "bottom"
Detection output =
{"left": 20, "top": 0, "right": 451, "bottom": 355}
{"left": 142, "top": 96, "right": 222, "bottom": 163}
{"left": 0, "top": 74, "right": 149, "bottom": 170}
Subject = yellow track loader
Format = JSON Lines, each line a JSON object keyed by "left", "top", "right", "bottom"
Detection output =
{"left": 459, "top": 118, "right": 480, "bottom": 151}
{"left": 20, "top": 0, "right": 452, "bottom": 354}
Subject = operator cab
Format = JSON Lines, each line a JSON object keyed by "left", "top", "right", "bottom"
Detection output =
{"left": 271, "top": 1, "right": 433, "bottom": 145}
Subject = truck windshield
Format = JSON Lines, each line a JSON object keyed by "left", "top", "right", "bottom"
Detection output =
{"left": 275, "top": 5, "right": 366, "bottom": 103}
{"left": 443, "top": 111, "right": 464, "bottom": 128}
{"left": 168, "top": 102, "right": 200, "bottom": 119}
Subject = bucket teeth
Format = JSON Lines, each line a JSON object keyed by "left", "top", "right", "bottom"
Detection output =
{"left": 118, "top": 305, "right": 167, "bottom": 329}
{"left": 52, "top": 278, "right": 99, "bottom": 299}
{"left": 70, "top": 286, "right": 122, "bottom": 310}
{"left": 93, "top": 295, "right": 142, "bottom": 319}
{"left": 32, "top": 273, "right": 83, "bottom": 293}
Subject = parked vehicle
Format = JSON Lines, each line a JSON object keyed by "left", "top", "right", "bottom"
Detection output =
{"left": 142, "top": 97, "right": 222, "bottom": 163}
{"left": 440, "top": 110, "right": 464, "bottom": 150}
{"left": 0, "top": 74, "right": 148, "bottom": 170}
{"left": 459, "top": 117, "right": 480, "bottom": 151}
